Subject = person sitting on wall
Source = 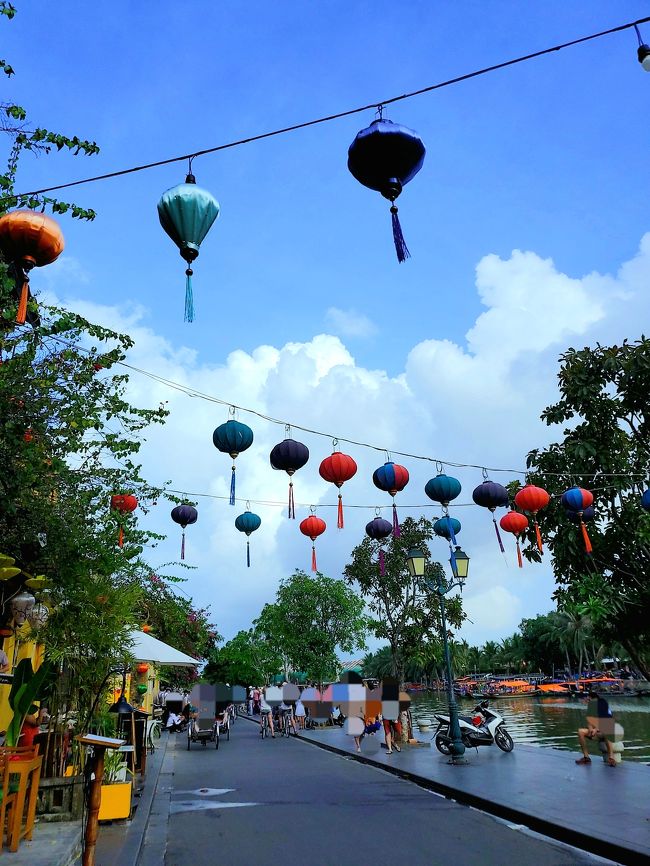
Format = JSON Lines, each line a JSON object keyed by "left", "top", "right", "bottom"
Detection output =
{"left": 576, "top": 689, "right": 618, "bottom": 767}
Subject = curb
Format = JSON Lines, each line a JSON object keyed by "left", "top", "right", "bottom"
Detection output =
{"left": 136, "top": 734, "right": 176, "bottom": 866}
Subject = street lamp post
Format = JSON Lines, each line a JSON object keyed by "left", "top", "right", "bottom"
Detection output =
{"left": 407, "top": 545, "right": 470, "bottom": 764}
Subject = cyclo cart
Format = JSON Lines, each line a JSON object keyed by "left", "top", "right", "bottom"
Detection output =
{"left": 187, "top": 684, "right": 219, "bottom": 750}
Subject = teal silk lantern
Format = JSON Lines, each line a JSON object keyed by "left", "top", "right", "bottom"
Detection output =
{"left": 157, "top": 168, "right": 220, "bottom": 322}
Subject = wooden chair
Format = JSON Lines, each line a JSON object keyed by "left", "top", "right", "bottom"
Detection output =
{"left": 0, "top": 751, "right": 18, "bottom": 848}
{"left": 0, "top": 745, "right": 42, "bottom": 851}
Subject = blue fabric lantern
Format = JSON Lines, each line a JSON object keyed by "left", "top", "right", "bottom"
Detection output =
{"left": 157, "top": 170, "right": 220, "bottom": 322}
{"left": 235, "top": 510, "right": 261, "bottom": 567}
{"left": 425, "top": 474, "right": 462, "bottom": 507}
{"left": 213, "top": 418, "right": 254, "bottom": 505}
{"left": 348, "top": 116, "right": 426, "bottom": 262}
{"left": 472, "top": 479, "right": 510, "bottom": 553}
{"left": 434, "top": 516, "right": 461, "bottom": 541}
{"left": 270, "top": 435, "right": 309, "bottom": 518}
{"left": 642, "top": 490, "right": 650, "bottom": 511}
{"left": 365, "top": 515, "right": 393, "bottom": 576}
{"left": 171, "top": 504, "right": 198, "bottom": 560}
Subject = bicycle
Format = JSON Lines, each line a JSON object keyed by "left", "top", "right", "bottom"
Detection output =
{"left": 260, "top": 711, "right": 270, "bottom": 739}
{"left": 280, "top": 709, "right": 294, "bottom": 737}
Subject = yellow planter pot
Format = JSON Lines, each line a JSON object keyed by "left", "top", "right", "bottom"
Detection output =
{"left": 99, "top": 781, "right": 132, "bottom": 821}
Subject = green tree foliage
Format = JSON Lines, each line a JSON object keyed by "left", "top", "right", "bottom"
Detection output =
{"left": 344, "top": 516, "right": 464, "bottom": 686}
{"left": 204, "top": 629, "right": 282, "bottom": 687}
{"left": 255, "top": 571, "right": 367, "bottom": 688}
{"left": 523, "top": 339, "right": 650, "bottom": 678}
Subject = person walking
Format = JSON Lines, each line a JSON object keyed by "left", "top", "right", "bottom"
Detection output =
{"left": 294, "top": 693, "right": 306, "bottom": 729}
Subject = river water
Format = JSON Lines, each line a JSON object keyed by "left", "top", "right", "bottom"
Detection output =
{"left": 411, "top": 692, "right": 650, "bottom": 762}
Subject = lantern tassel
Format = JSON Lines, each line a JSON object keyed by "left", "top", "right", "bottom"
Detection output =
{"left": 288, "top": 481, "right": 295, "bottom": 519}
{"left": 180, "top": 530, "right": 186, "bottom": 560}
{"left": 118, "top": 526, "right": 124, "bottom": 548}
{"left": 247, "top": 540, "right": 251, "bottom": 568}
{"left": 311, "top": 544, "right": 317, "bottom": 573}
{"left": 446, "top": 514, "right": 457, "bottom": 546}
{"left": 16, "top": 279, "right": 29, "bottom": 325}
{"left": 492, "top": 515, "right": 505, "bottom": 553}
{"left": 392, "top": 502, "right": 401, "bottom": 537}
{"left": 580, "top": 519, "right": 593, "bottom": 554}
{"left": 337, "top": 494, "right": 344, "bottom": 529}
{"left": 379, "top": 548, "right": 386, "bottom": 576}
{"left": 516, "top": 539, "right": 523, "bottom": 568}
{"left": 184, "top": 268, "right": 194, "bottom": 323}
{"left": 534, "top": 519, "right": 543, "bottom": 554}
{"left": 390, "top": 205, "right": 410, "bottom": 264}
{"left": 230, "top": 465, "right": 236, "bottom": 506}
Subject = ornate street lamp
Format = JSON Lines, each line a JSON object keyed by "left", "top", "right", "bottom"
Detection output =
{"left": 407, "top": 545, "right": 470, "bottom": 764}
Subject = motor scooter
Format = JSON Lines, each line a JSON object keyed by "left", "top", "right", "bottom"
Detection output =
{"left": 433, "top": 700, "right": 514, "bottom": 754}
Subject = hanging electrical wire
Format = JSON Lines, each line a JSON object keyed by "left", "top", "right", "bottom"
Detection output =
{"left": 11, "top": 16, "right": 650, "bottom": 201}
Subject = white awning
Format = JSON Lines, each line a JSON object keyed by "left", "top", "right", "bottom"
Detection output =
{"left": 126, "top": 630, "right": 199, "bottom": 667}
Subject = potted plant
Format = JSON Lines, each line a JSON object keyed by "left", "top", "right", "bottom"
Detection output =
{"left": 98, "top": 749, "right": 132, "bottom": 821}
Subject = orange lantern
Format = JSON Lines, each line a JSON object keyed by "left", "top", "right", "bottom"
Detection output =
{"left": 136, "top": 663, "right": 149, "bottom": 675}
{"left": 110, "top": 494, "right": 138, "bottom": 547}
{"left": 0, "top": 211, "right": 64, "bottom": 324}
{"left": 142, "top": 624, "right": 152, "bottom": 633}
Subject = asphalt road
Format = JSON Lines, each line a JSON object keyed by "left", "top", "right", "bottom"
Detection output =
{"left": 161, "top": 719, "right": 613, "bottom": 866}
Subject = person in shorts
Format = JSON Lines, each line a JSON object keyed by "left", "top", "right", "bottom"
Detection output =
{"left": 576, "top": 689, "right": 616, "bottom": 767}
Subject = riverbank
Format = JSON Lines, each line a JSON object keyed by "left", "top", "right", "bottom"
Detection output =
{"left": 296, "top": 722, "right": 650, "bottom": 865}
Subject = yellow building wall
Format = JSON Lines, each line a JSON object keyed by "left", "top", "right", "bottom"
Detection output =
{"left": 0, "top": 628, "right": 45, "bottom": 731}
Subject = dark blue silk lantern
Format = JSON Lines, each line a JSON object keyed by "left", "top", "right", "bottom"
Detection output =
{"left": 365, "top": 515, "right": 393, "bottom": 576}
{"left": 235, "top": 510, "right": 261, "bottom": 567}
{"left": 642, "top": 490, "right": 650, "bottom": 511}
{"left": 270, "top": 434, "right": 310, "bottom": 518}
{"left": 171, "top": 504, "right": 198, "bottom": 560}
{"left": 213, "top": 418, "right": 254, "bottom": 505}
{"left": 472, "top": 478, "right": 509, "bottom": 552}
{"left": 566, "top": 505, "right": 594, "bottom": 523}
{"left": 348, "top": 116, "right": 426, "bottom": 262}
{"left": 157, "top": 169, "right": 220, "bottom": 322}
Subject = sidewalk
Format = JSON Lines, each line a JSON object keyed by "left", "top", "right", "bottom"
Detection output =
{"left": 91, "top": 729, "right": 171, "bottom": 866}
{"left": 296, "top": 724, "right": 649, "bottom": 866}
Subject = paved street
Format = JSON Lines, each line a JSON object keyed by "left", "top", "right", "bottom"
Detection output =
{"left": 157, "top": 720, "right": 612, "bottom": 866}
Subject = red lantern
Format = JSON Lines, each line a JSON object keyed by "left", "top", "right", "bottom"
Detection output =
{"left": 142, "top": 624, "right": 152, "bottom": 633}
{"left": 499, "top": 510, "right": 529, "bottom": 568}
{"left": 136, "top": 663, "right": 149, "bottom": 675}
{"left": 319, "top": 450, "right": 357, "bottom": 529}
{"left": 514, "top": 484, "right": 550, "bottom": 554}
{"left": 299, "top": 514, "right": 326, "bottom": 572}
{"left": 110, "top": 494, "right": 138, "bottom": 548}
{"left": 0, "top": 211, "right": 64, "bottom": 324}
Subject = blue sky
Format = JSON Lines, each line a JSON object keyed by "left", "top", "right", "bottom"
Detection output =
{"left": 6, "top": 2, "right": 650, "bottom": 648}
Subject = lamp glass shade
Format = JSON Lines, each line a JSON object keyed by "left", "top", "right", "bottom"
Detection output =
{"left": 10, "top": 591, "right": 36, "bottom": 625}
{"left": 452, "top": 547, "right": 470, "bottom": 581}
{"left": 406, "top": 547, "right": 426, "bottom": 578}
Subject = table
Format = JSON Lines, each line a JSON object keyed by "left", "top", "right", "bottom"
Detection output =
{"left": 6, "top": 753, "right": 42, "bottom": 851}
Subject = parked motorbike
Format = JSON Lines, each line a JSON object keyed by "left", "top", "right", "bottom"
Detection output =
{"left": 433, "top": 700, "right": 514, "bottom": 754}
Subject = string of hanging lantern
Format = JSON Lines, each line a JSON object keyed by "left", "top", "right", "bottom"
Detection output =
{"left": 38, "top": 332, "right": 650, "bottom": 482}
{"left": 12, "top": 16, "right": 650, "bottom": 203}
